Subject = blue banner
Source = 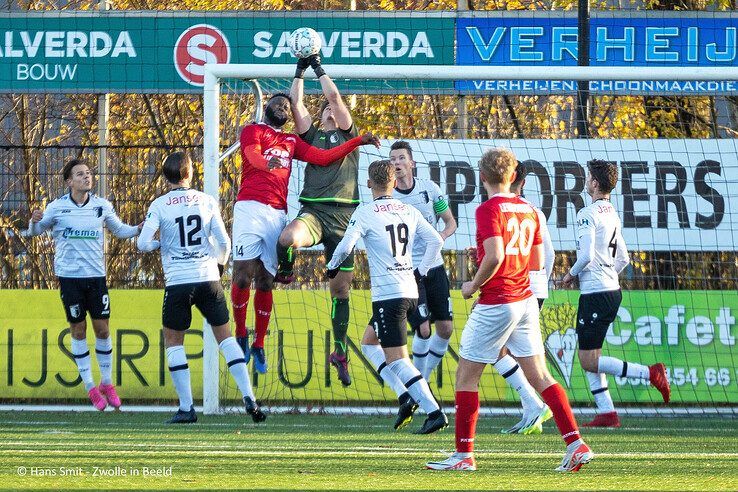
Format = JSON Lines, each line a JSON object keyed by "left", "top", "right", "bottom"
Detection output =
{"left": 456, "top": 13, "right": 738, "bottom": 95}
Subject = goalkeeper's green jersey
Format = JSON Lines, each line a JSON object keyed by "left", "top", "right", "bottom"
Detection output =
{"left": 298, "top": 124, "right": 360, "bottom": 205}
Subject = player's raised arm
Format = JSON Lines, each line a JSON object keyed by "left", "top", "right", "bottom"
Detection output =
{"left": 310, "top": 57, "right": 353, "bottom": 132}
{"left": 137, "top": 203, "right": 161, "bottom": 252}
{"left": 293, "top": 132, "right": 379, "bottom": 167}
{"left": 414, "top": 211, "right": 443, "bottom": 277}
{"left": 290, "top": 57, "right": 313, "bottom": 135}
{"left": 27, "top": 203, "right": 55, "bottom": 236}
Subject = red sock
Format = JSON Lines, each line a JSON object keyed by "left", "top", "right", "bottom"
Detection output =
{"left": 455, "top": 391, "right": 479, "bottom": 453}
{"left": 253, "top": 289, "right": 273, "bottom": 348}
{"left": 541, "top": 383, "right": 580, "bottom": 445}
{"left": 231, "top": 284, "right": 250, "bottom": 338}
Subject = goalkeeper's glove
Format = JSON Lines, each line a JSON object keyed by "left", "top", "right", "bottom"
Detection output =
{"left": 294, "top": 57, "right": 310, "bottom": 79}
{"left": 309, "top": 55, "right": 326, "bottom": 78}
{"left": 326, "top": 267, "right": 339, "bottom": 280}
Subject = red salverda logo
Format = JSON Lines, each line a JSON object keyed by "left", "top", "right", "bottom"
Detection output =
{"left": 174, "top": 24, "right": 231, "bottom": 86}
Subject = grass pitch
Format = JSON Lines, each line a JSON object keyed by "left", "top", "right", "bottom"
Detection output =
{"left": 0, "top": 410, "right": 736, "bottom": 491}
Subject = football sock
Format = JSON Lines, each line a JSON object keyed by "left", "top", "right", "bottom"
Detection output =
{"left": 411, "top": 330, "right": 430, "bottom": 375}
{"left": 253, "top": 289, "right": 272, "bottom": 348}
{"left": 421, "top": 332, "right": 450, "bottom": 380}
{"left": 166, "top": 345, "right": 193, "bottom": 412}
{"left": 276, "top": 242, "right": 295, "bottom": 275}
{"left": 231, "top": 284, "right": 250, "bottom": 338}
{"left": 455, "top": 391, "right": 479, "bottom": 454}
{"left": 493, "top": 354, "right": 544, "bottom": 414}
{"left": 598, "top": 356, "right": 650, "bottom": 380}
{"left": 219, "top": 337, "right": 255, "bottom": 400}
{"left": 331, "top": 297, "right": 350, "bottom": 356}
{"left": 541, "top": 383, "right": 580, "bottom": 445}
{"left": 95, "top": 336, "right": 113, "bottom": 385}
{"left": 71, "top": 337, "right": 95, "bottom": 391}
{"left": 586, "top": 371, "right": 615, "bottom": 413}
{"left": 361, "top": 344, "right": 407, "bottom": 398}
{"left": 388, "top": 358, "right": 439, "bottom": 414}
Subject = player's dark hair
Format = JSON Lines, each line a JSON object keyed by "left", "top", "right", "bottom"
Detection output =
{"left": 510, "top": 161, "right": 527, "bottom": 191}
{"left": 390, "top": 140, "right": 414, "bottom": 161}
{"left": 368, "top": 159, "right": 395, "bottom": 187}
{"left": 62, "top": 159, "right": 87, "bottom": 181}
{"left": 267, "top": 92, "right": 292, "bottom": 104}
{"left": 587, "top": 159, "right": 618, "bottom": 193}
{"left": 162, "top": 152, "right": 192, "bottom": 184}
{"left": 319, "top": 99, "right": 330, "bottom": 116}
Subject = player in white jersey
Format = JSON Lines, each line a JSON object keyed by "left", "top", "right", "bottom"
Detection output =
{"left": 327, "top": 160, "right": 448, "bottom": 435}
{"left": 562, "top": 159, "right": 670, "bottom": 428}
{"left": 28, "top": 159, "right": 140, "bottom": 411}
{"left": 491, "top": 162, "right": 555, "bottom": 435}
{"left": 390, "top": 141, "right": 457, "bottom": 388}
{"left": 138, "top": 152, "right": 265, "bottom": 424}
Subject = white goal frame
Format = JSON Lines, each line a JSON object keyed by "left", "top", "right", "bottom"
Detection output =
{"left": 201, "top": 64, "right": 738, "bottom": 415}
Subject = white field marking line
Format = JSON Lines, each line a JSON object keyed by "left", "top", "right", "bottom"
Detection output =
{"left": 2, "top": 445, "right": 737, "bottom": 459}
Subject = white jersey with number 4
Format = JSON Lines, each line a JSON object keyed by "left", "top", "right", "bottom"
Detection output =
{"left": 570, "top": 199, "right": 629, "bottom": 295}
{"left": 327, "top": 197, "right": 443, "bottom": 302}
{"left": 27, "top": 193, "right": 139, "bottom": 278}
{"left": 138, "top": 188, "right": 230, "bottom": 287}
{"left": 393, "top": 178, "right": 448, "bottom": 269}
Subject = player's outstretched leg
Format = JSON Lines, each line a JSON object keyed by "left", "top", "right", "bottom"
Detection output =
{"left": 596, "top": 355, "right": 671, "bottom": 403}
{"left": 217, "top": 334, "right": 266, "bottom": 423}
{"left": 165, "top": 345, "right": 196, "bottom": 423}
{"left": 361, "top": 340, "right": 416, "bottom": 430}
{"left": 582, "top": 371, "right": 620, "bottom": 428}
{"left": 494, "top": 353, "right": 550, "bottom": 434}
{"left": 275, "top": 242, "right": 296, "bottom": 285}
{"left": 384, "top": 357, "right": 447, "bottom": 434}
{"left": 329, "top": 296, "right": 352, "bottom": 386}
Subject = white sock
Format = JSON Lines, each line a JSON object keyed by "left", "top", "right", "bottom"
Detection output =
{"left": 598, "top": 356, "right": 650, "bottom": 380}
{"left": 586, "top": 371, "right": 615, "bottom": 413}
{"left": 361, "top": 344, "right": 407, "bottom": 399}
{"left": 95, "top": 337, "right": 113, "bottom": 385}
{"left": 493, "top": 354, "right": 544, "bottom": 414}
{"left": 422, "top": 332, "right": 450, "bottom": 380}
{"left": 387, "top": 358, "right": 440, "bottom": 415}
{"left": 411, "top": 333, "right": 430, "bottom": 375}
{"left": 71, "top": 338, "right": 95, "bottom": 391}
{"left": 166, "top": 345, "right": 193, "bottom": 411}
{"left": 219, "top": 337, "right": 255, "bottom": 400}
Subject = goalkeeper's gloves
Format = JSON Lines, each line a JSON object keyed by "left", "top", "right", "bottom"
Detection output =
{"left": 309, "top": 55, "right": 326, "bottom": 78}
{"left": 294, "top": 57, "right": 310, "bottom": 79}
{"left": 326, "top": 267, "right": 339, "bottom": 280}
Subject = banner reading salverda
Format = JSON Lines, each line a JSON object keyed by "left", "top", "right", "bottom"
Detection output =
{"left": 0, "top": 290, "right": 735, "bottom": 405}
{"left": 0, "top": 12, "right": 454, "bottom": 93}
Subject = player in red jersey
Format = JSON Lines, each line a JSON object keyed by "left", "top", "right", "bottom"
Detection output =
{"left": 230, "top": 93, "right": 379, "bottom": 373}
{"left": 426, "top": 148, "right": 593, "bottom": 473}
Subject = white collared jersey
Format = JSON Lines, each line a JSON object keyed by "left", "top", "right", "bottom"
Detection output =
{"left": 28, "top": 193, "right": 139, "bottom": 278}
{"left": 138, "top": 189, "right": 230, "bottom": 287}
{"left": 520, "top": 197, "right": 555, "bottom": 299}
{"left": 327, "top": 197, "right": 443, "bottom": 302}
{"left": 393, "top": 178, "right": 448, "bottom": 269}
{"left": 571, "top": 199, "right": 629, "bottom": 295}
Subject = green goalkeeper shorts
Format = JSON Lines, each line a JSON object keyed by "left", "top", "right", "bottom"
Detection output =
{"left": 295, "top": 202, "right": 356, "bottom": 271}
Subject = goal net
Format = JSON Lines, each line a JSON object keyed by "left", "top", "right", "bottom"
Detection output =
{"left": 203, "top": 64, "right": 738, "bottom": 416}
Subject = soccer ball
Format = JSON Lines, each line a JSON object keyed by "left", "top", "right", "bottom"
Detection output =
{"left": 290, "top": 27, "right": 322, "bottom": 59}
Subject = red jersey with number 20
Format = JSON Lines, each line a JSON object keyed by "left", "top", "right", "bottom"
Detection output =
{"left": 237, "top": 123, "right": 364, "bottom": 211}
{"left": 476, "top": 193, "right": 542, "bottom": 306}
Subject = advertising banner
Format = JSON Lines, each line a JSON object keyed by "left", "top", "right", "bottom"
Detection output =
{"left": 456, "top": 13, "right": 738, "bottom": 95}
{"left": 1, "top": 289, "right": 735, "bottom": 405}
{"left": 0, "top": 12, "right": 454, "bottom": 93}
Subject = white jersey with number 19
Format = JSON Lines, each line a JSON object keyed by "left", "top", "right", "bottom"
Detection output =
{"left": 570, "top": 199, "right": 629, "bottom": 295}
{"left": 138, "top": 188, "right": 230, "bottom": 287}
{"left": 327, "top": 197, "right": 443, "bottom": 302}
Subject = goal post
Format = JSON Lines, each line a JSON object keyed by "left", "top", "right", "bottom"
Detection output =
{"left": 202, "top": 64, "right": 738, "bottom": 416}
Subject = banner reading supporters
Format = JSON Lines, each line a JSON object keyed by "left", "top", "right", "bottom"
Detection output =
{"left": 341, "top": 139, "right": 737, "bottom": 252}
{"left": 0, "top": 12, "right": 454, "bottom": 93}
{"left": 456, "top": 12, "right": 738, "bottom": 95}
{"left": 0, "top": 290, "right": 735, "bottom": 404}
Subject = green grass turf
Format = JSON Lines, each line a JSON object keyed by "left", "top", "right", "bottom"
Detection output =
{"left": 0, "top": 411, "right": 736, "bottom": 491}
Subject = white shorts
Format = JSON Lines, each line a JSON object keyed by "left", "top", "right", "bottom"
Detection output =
{"left": 458, "top": 296, "right": 544, "bottom": 364}
{"left": 232, "top": 200, "right": 288, "bottom": 276}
